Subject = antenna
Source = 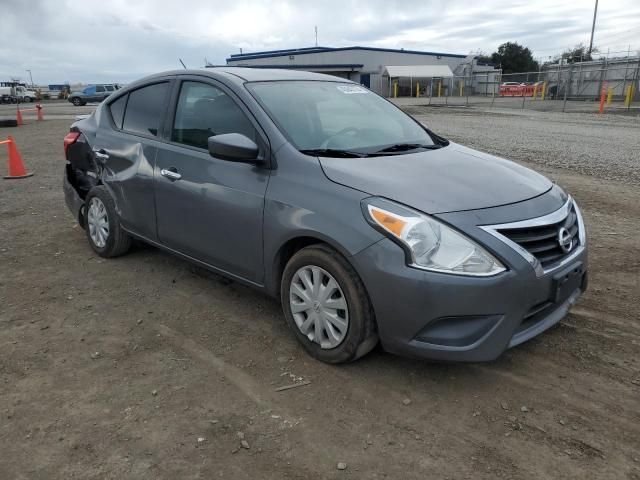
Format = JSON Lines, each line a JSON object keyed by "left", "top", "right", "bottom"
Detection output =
{"left": 315, "top": 26, "right": 318, "bottom": 47}
{"left": 179, "top": 58, "right": 187, "bottom": 69}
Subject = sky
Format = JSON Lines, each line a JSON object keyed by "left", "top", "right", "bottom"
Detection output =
{"left": 2, "top": 0, "right": 639, "bottom": 85}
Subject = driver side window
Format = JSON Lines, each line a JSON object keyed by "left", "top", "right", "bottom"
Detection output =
{"left": 172, "top": 81, "right": 257, "bottom": 150}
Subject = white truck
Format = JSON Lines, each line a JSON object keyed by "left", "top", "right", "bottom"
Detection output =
{"left": 0, "top": 84, "right": 38, "bottom": 103}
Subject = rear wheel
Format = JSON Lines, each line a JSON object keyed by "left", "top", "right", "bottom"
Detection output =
{"left": 281, "top": 244, "right": 378, "bottom": 364}
{"left": 72, "top": 97, "right": 82, "bottom": 106}
{"left": 84, "top": 186, "right": 131, "bottom": 258}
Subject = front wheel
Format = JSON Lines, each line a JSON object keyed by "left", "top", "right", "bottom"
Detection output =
{"left": 281, "top": 244, "right": 378, "bottom": 364}
{"left": 72, "top": 97, "right": 82, "bottom": 106}
{"left": 84, "top": 186, "right": 131, "bottom": 258}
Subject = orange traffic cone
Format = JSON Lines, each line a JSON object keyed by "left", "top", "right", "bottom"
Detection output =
{"left": 36, "top": 104, "right": 44, "bottom": 121}
{"left": 16, "top": 106, "right": 23, "bottom": 126}
{"left": 3, "top": 136, "right": 33, "bottom": 179}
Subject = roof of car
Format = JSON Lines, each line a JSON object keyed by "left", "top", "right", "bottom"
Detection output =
{"left": 138, "top": 67, "right": 351, "bottom": 85}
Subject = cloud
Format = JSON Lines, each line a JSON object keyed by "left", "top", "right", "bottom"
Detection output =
{"left": 1, "top": 0, "right": 638, "bottom": 84}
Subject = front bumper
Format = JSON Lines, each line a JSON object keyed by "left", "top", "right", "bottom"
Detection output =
{"left": 351, "top": 190, "right": 588, "bottom": 362}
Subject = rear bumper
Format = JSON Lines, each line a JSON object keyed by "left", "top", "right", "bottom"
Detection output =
{"left": 351, "top": 237, "right": 587, "bottom": 362}
{"left": 63, "top": 166, "right": 84, "bottom": 224}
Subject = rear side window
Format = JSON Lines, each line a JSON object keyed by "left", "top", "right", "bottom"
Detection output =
{"left": 108, "top": 94, "right": 128, "bottom": 129}
{"left": 96, "top": 85, "right": 105, "bottom": 93}
{"left": 122, "top": 82, "right": 169, "bottom": 137}
{"left": 171, "top": 81, "right": 256, "bottom": 149}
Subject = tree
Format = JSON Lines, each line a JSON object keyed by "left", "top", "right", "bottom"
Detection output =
{"left": 474, "top": 50, "right": 494, "bottom": 65}
{"left": 559, "top": 43, "right": 597, "bottom": 63}
{"left": 490, "top": 42, "right": 539, "bottom": 73}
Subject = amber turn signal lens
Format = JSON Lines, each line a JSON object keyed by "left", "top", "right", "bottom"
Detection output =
{"left": 369, "top": 207, "right": 407, "bottom": 237}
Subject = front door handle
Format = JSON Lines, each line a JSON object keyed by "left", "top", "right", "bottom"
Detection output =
{"left": 161, "top": 168, "right": 182, "bottom": 181}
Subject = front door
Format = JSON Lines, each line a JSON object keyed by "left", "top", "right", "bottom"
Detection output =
{"left": 154, "top": 79, "right": 270, "bottom": 284}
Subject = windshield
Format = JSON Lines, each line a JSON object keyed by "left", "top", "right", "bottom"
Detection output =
{"left": 246, "top": 81, "right": 435, "bottom": 153}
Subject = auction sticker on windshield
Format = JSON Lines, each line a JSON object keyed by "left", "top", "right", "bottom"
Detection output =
{"left": 336, "top": 85, "right": 369, "bottom": 94}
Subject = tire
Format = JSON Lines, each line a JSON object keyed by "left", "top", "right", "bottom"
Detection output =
{"left": 84, "top": 186, "right": 131, "bottom": 258}
{"left": 23, "top": 96, "right": 32, "bottom": 103}
{"left": 72, "top": 97, "right": 82, "bottom": 106}
{"left": 281, "top": 244, "right": 378, "bottom": 364}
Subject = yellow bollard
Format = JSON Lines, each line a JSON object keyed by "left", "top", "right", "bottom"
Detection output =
{"left": 459, "top": 81, "right": 463, "bottom": 97}
{"left": 393, "top": 81, "right": 398, "bottom": 98}
{"left": 540, "top": 82, "right": 547, "bottom": 101}
{"left": 437, "top": 81, "right": 442, "bottom": 97}
{"left": 625, "top": 85, "right": 634, "bottom": 107}
{"left": 532, "top": 84, "right": 538, "bottom": 100}
{"left": 416, "top": 82, "right": 420, "bottom": 98}
{"left": 607, "top": 87, "right": 613, "bottom": 105}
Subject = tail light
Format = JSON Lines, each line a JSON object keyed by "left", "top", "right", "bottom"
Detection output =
{"left": 63, "top": 131, "right": 81, "bottom": 158}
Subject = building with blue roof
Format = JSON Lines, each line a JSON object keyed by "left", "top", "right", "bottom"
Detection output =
{"left": 222, "top": 45, "right": 495, "bottom": 95}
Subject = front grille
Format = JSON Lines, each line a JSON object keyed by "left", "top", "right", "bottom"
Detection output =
{"left": 497, "top": 203, "right": 580, "bottom": 270}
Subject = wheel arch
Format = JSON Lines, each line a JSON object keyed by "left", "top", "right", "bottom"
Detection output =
{"left": 267, "top": 233, "right": 355, "bottom": 298}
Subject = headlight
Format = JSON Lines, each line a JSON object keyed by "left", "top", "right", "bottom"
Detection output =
{"left": 363, "top": 199, "right": 506, "bottom": 276}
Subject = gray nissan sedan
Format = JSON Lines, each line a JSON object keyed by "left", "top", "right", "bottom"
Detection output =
{"left": 63, "top": 68, "right": 587, "bottom": 364}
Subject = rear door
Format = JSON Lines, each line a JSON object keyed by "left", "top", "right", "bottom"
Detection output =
{"left": 153, "top": 77, "right": 270, "bottom": 283}
{"left": 95, "top": 85, "right": 106, "bottom": 102}
{"left": 94, "top": 80, "right": 173, "bottom": 241}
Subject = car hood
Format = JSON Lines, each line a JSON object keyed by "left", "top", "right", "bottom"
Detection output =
{"left": 318, "top": 143, "right": 552, "bottom": 214}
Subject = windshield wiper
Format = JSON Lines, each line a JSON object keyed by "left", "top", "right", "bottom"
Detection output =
{"left": 299, "top": 148, "right": 367, "bottom": 158}
{"left": 374, "top": 143, "right": 442, "bottom": 154}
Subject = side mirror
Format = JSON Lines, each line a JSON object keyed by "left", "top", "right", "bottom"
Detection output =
{"left": 208, "top": 133, "right": 261, "bottom": 163}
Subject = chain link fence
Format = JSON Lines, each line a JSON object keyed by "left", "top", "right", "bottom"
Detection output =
{"left": 388, "top": 56, "right": 640, "bottom": 113}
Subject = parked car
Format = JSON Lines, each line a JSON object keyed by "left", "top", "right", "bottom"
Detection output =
{"left": 499, "top": 82, "right": 526, "bottom": 96}
{"left": 68, "top": 84, "right": 120, "bottom": 106}
{"left": 63, "top": 68, "right": 587, "bottom": 364}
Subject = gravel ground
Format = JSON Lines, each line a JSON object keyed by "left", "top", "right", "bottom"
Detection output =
{"left": 0, "top": 109, "right": 639, "bottom": 480}
{"left": 394, "top": 95, "right": 640, "bottom": 114}
{"left": 404, "top": 105, "right": 640, "bottom": 186}
{"left": 0, "top": 101, "right": 97, "bottom": 121}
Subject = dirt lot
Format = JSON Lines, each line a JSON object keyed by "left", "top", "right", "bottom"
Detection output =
{"left": 1, "top": 108, "right": 639, "bottom": 479}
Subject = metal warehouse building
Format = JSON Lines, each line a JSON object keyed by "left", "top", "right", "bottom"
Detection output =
{"left": 223, "top": 46, "right": 491, "bottom": 96}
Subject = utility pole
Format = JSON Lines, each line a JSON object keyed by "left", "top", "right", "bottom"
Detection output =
{"left": 587, "top": 0, "right": 598, "bottom": 58}
{"left": 315, "top": 26, "right": 318, "bottom": 47}
{"left": 26, "top": 69, "right": 33, "bottom": 86}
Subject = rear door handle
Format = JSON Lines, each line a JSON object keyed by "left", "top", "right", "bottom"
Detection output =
{"left": 93, "top": 148, "right": 109, "bottom": 162}
{"left": 161, "top": 168, "right": 182, "bottom": 181}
